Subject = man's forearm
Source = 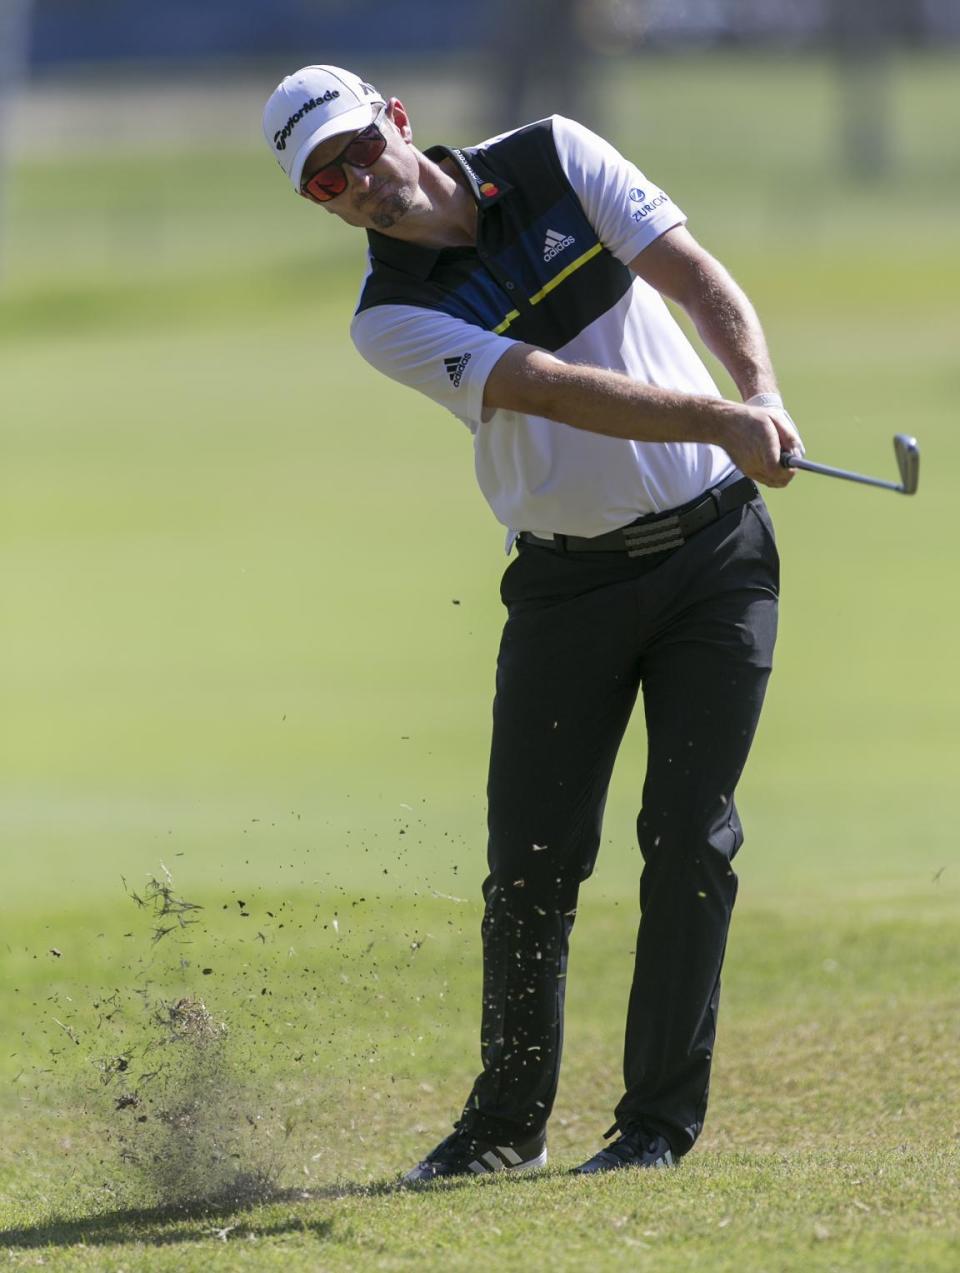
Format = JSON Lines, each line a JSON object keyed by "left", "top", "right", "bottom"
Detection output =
{"left": 486, "top": 346, "right": 739, "bottom": 446}
{"left": 679, "top": 258, "right": 779, "bottom": 402}
{"left": 482, "top": 344, "right": 798, "bottom": 488}
{"left": 628, "top": 227, "right": 779, "bottom": 403}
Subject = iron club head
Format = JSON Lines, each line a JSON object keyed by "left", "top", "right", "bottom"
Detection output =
{"left": 893, "top": 434, "right": 920, "bottom": 495}
{"left": 781, "top": 433, "right": 921, "bottom": 495}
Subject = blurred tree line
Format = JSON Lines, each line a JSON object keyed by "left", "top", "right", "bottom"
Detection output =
{"left": 492, "top": 0, "right": 932, "bottom": 177}
{"left": 25, "top": 0, "right": 959, "bottom": 70}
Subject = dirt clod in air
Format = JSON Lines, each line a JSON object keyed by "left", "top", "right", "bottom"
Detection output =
{"left": 93, "top": 877, "right": 285, "bottom": 1208}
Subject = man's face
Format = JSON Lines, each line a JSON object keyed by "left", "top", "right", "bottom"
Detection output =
{"left": 299, "top": 99, "right": 420, "bottom": 232}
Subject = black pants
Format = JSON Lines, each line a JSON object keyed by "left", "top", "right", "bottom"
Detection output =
{"left": 460, "top": 496, "right": 779, "bottom": 1158}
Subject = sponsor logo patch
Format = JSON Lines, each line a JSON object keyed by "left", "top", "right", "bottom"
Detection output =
{"left": 444, "top": 353, "right": 472, "bottom": 387}
{"left": 543, "top": 228, "right": 575, "bottom": 262}
{"left": 273, "top": 90, "right": 340, "bottom": 151}
{"left": 452, "top": 148, "right": 486, "bottom": 192}
{"left": 629, "top": 187, "right": 646, "bottom": 202}
{"left": 630, "top": 192, "right": 670, "bottom": 222}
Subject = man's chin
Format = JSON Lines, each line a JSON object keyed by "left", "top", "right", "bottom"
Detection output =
{"left": 370, "top": 191, "right": 412, "bottom": 230}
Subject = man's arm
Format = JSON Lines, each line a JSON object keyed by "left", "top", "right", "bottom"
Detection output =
{"left": 631, "top": 224, "right": 803, "bottom": 455}
{"left": 483, "top": 218, "right": 802, "bottom": 488}
{"left": 628, "top": 224, "right": 777, "bottom": 402}
{"left": 482, "top": 346, "right": 798, "bottom": 489}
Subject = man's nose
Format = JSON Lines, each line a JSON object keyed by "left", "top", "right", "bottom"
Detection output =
{"left": 343, "top": 163, "right": 375, "bottom": 195}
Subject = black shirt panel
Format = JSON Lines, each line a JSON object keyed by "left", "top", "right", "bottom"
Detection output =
{"left": 356, "top": 118, "right": 634, "bottom": 354}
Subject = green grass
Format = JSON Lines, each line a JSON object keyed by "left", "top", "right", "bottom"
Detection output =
{"left": 1, "top": 50, "right": 959, "bottom": 1269}
{"left": 2, "top": 894, "right": 958, "bottom": 1269}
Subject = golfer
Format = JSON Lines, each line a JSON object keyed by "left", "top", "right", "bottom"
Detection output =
{"left": 263, "top": 66, "right": 802, "bottom": 1178}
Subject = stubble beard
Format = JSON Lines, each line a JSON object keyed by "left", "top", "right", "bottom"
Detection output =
{"left": 370, "top": 187, "right": 414, "bottom": 230}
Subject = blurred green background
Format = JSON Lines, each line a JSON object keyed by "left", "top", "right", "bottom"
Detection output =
{"left": 1, "top": 30, "right": 959, "bottom": 1264}
{"left": 2, "top": 51, "right": 956, "bottom": 921}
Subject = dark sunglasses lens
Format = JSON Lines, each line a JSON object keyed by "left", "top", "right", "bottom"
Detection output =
{"left": 343, "top": 131, "right": 387, "bottom": 168}
{"left": 305, "top": 167, "right": 348, "bottom": 202}
{"left": 301, "top": 120, "right": 386, "bottom": 201}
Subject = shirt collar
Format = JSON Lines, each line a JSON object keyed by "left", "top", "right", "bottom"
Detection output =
{"left": 425, "top": 144, "right": 512, "bottom": 209}
{"left": 365, "top": 144, "right": 513, "bottom": 280}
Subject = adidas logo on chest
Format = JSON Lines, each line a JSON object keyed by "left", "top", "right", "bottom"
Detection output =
{"left": 543, "top": 228, "right": 576, "bottom": 262}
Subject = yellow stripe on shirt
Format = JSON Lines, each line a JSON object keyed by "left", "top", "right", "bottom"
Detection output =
{"left": 490, "top": 241, "right": 605, "bottom": 335}
{"left": 529, "top": 241, "right": 604, "bottom": 307}
{"left": 493, "top": 308, "right": 521, "bottom": 335}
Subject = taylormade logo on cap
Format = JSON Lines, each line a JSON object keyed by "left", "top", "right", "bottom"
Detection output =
{"left": 262, "top": 65, "right": 384, "bottom": 189}
{"left": 273, "top": 90, "right": 340, "bottom": 151}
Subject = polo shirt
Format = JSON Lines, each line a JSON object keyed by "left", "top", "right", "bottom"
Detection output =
{"left": 351, "top": 115, "right": 735, "bottom": 541}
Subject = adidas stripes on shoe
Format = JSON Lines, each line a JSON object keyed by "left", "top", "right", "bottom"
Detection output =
{"left": 403, "top": 1125, "right": 547, "bottom": 1184}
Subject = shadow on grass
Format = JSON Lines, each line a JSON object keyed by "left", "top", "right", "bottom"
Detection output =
{"left": 0, "top": 1183, "right": 394, "bottom": 1250}
{"left": 2, "top": 1170, "right": 570, "bottom": 1249}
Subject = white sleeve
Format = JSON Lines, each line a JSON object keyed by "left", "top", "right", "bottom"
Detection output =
{"left": 351, "top": 304, "right": 516, "bottom": 430}
{"left": 551, "top": 115, "right": 686, "bottom": 266}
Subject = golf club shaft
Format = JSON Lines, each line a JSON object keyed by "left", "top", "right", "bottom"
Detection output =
{"left": 780, "top": 453, "right": 903, "bottom": 492}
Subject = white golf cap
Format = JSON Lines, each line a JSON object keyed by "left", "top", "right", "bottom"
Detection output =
{"left": 262, "top": 65, "right": 385, "bottom": 190}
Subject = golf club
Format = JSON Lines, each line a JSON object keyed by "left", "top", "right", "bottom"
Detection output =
{"left": 781, "top": 433, "right": 920, "bottom": 495}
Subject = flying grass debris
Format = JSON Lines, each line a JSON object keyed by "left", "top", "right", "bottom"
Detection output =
{"left": 159, "top": 995, "right": 228, "bottom": 1045}
{"left": 45, "top": 863, "right": 465, "bottom": 1200}
{"left": 90, "top": 873, "right": 286, "bottom": 1206}
{"left": 124, "top": 872, "right": 204, "bottom": 944}
{"left": 102, "top": 988, "right": 282, "bottom": 1206}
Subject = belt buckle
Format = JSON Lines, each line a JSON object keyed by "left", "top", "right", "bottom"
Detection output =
{"left": 621, "top": 513, "right": 684, "bottom": 559}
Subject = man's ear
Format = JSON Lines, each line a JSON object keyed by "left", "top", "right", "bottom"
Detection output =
{"left": 386, "top": 97, "right": 413, "bottom": 143}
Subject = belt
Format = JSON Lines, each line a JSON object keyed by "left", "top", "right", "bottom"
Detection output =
{"left": 517, "top": 475, "right": 759, "bottom": 558}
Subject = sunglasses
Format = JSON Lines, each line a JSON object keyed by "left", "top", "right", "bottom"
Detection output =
{"left": 299, "top": 105, "right": 388, "bottom": 203}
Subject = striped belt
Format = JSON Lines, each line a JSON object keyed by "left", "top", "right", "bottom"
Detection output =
{"left": 517, "top": 476, "right": 758, "bottom": 558}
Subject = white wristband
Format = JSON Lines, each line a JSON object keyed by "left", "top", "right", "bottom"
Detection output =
{"left": 746, "top": 392, "right": 805, "bottom": 456}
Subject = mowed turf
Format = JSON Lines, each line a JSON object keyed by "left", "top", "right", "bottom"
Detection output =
{"left": 1, "top": 52, "right": 958, "bottom": 1270}
{"left": 3, "top": 891, "right": 958, "bottom": 1269}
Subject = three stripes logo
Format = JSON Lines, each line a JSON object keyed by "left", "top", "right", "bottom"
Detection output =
{"left": 543, "top": 228, "right": 575, "bottom": 262}
{"left": 444, "top": 353, "right": 472, "bottom": 387}
{"left": 623, "top": 514, "right": 684, "bottom": 559}
{"left": 468, "top": 1145, "right": 527, "bottom": 1173}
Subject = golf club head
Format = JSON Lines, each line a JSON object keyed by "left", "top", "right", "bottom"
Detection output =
{"left": 893, "top": 434, "right": 920, "bottom": 495}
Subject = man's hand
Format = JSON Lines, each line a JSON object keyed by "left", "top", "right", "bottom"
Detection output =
{"left": 745, "top": 391, "right": 805, "bottom": 457}
{"left": 715, "top": 402, "right": 802, "bottom": 488}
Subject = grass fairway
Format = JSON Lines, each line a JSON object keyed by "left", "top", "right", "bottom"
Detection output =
{"left": 2, "top": 895, "right": 958, "bottom": 1269}
{"left": 1, "top": 52, "right": 958, "bottom": 1269}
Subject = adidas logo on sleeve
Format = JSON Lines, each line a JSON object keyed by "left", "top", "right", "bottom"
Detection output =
{"left": 444, "top": 353, "right": 472, "bottom": 386}
{"left": 543, "top": 228, "right": 576, "bottom": 262}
